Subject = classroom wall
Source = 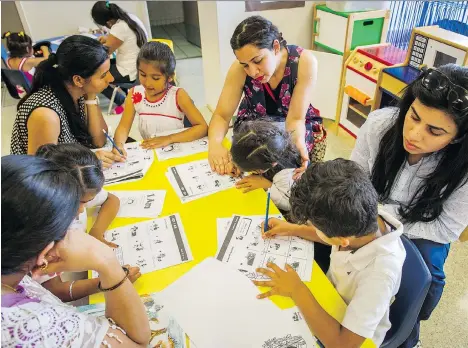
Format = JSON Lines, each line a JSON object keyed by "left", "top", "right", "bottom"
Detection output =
{"left": 198, "top": 1, "right": 315, "bottom": 110}
{"left": 15, "top": 1, "right": 151, "bottom": 41}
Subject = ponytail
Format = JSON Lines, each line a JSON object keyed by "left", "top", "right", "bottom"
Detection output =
{"left": 91, "top": 1, "right": 146, "bottom": 48}
{"left": 18, "top": 36, "right": 109, "bottom": 148}
{"left": 2, "top": 31, "right": 33, "bottom": 58}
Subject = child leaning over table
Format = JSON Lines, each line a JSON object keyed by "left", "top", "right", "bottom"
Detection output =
{"left": 255, "top": 159, "right": 406, "bottom": 347}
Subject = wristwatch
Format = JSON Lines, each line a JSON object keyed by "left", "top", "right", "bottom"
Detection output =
{"left": 85, "top": 96, "right": 100, "bottom": 105}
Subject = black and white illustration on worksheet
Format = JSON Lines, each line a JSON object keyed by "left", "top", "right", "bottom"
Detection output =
{"left": 102, "top": 142, "right": 154, "bottom": 185}
{"left": 152, "top": 129, "right": 209, "bottom": 161}
{"left": 166, "top": 159, "right": 239, "bottom": 203}
{"left": 216, "top": 215, "right": 314, "bottom": 281}
{"left": 93, "top": 214, "right": 192, "bottom": 277}
{"left": 109, "top": 190, "right": 166, "bottom": 218}
{"left": 263, "top": 334, "right": 308, "bottom": 348}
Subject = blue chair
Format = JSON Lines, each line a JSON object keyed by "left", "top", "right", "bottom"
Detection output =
{"left": 1, "top": 68, "right": 31, "bottom": 99}
{"left": 381, "top": 235, "right": 431, "bottom": 348}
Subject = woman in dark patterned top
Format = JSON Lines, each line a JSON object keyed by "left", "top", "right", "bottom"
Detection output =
{"left": 208, "top": 16, "right": 323, "bottom": 181}
{"left": 10, "top": 35, "right": 124, "bottom": 167}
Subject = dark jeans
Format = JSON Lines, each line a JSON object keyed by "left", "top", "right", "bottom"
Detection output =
{"left": 101, "top": 60, "right": 132, "bottom": 106}
{"left": 399, "top": 239, "right": 450, "bottom": 348}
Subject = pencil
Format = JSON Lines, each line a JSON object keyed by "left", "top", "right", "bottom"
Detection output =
{"left": 264, "top": 188, "right": 271, "bottom": 232}
{"left": 102, "top": 129, "right": 124, "bottom": 156}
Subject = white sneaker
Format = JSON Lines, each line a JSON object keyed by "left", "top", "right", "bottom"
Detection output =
{"left": 413, "top": 341, "right": 423, "bottom": 348}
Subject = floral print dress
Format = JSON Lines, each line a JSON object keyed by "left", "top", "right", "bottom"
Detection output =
{"left": 235, "top": 45, "right": 322, "bottom": 152}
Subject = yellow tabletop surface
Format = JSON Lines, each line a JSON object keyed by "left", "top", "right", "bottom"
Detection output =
{"left": 89, "top": 148, "right": 375, "bottom": 348}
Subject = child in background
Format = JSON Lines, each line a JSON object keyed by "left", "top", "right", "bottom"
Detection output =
{"left": 2, "top": 31, "right": 49, "bottom": 96}
{"left": 256, "top": 159, "right": 406, "bottom": 347}
{"left": 34, "top": 143, "right": 141, "bottom": 302}
{"left": 231, "top": 121, "right": 300, "bottom": 211}
{"left": 112, "top": 41, "right": 208, "bottom": 155}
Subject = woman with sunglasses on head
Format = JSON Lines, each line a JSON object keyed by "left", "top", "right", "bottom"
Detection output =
{"left": 350, "top": 63, "right": 468, "bottom": 348}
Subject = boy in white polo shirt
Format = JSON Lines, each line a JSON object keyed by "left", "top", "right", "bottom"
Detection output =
{"left": 255, "top": 158, "right": 406, "bottom": 347}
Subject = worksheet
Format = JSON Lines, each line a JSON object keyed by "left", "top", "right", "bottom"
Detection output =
{"left": 103, "top": 143, "right": 154, "bottom": 185}
{"left": 153, "top": 129, "right": 209, "bottom": 161}
{"left": 160, "top": 258, "right": 317, "bottom": 348}
{"left": 109, "top": 190, "right": 166, "bottom": 218}
{"left": 216, "top": 215, "right": 314, "bottom": 281}
{"left": 166, "top": 159, "right": 238, "bottom": 202}
{"left": 95, "top": 214, "right": 192, "bottom": 276}
{"left": 78, "top": 293, "right": 188, "bottom": 348}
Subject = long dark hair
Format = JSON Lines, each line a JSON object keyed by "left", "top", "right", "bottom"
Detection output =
{"left": 2, "top": 31, "right": 32, "bottom": 58}
{"left": 231, "top": 121, "right": 300, "bottom": 181}
{"left": 17, "top": 35, "right": 108, "bottom": 147}
{"left": 372, "top": 64, "right": 468, "bottom": 223}
{"left": 91, "top": 1, "right": 146, "bottom": 48}
{"left": 230, "top": 16, "right": 286, "bottom": 51}
{"left": 36, "top": 143, "right": 104, "bottom": 192}
{"left": 1, "top": 155, "right": 81, "bottom": 275}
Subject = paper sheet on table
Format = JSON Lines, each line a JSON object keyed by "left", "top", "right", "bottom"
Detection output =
{"left": 153, "top": 129, "right": 209, "bottom": 161}
{"left": 78, "top": 293, "right": 188, "bottom": 348}
{"left": 282, "top": 307, "right": 318, "bottom": 344}
{"left": 106, "top": 190, "right": 166, "bottom": 218}
{"left": 92, "top": 214, "right": 192, "bottom": 277}
{"left": 102, "top": 142, "right": 154, "bottom": 185}
{"left": 166, "top": 159, "right": 238, "bottom": 203}
{"left": 216, "top": 215, "right": 314, "bottom": 281}
{"left": 160, "top": 257, "right": 317, "bottom": 348}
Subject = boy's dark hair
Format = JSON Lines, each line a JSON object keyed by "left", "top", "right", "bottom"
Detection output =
{"left": 290, "top": 158, "right": 379, "bottom": 238}
{"left": 2, "top": 31, "right": 32, "bottom": 58}
{"left": 231, "top": 121, "right": 300, "bottom": 181}
{"left": 137, "top": 41, "right": 176, "bottom": 82}
{"left": 91, "top": 1, "right": 146, "bottom": 48}
{"left": 36, "top": 143, "right": 104, "bottom": 192}
{"left": 17, "top": 35, "right": 109, "bottom": 148}
{"left": 230, "top": 16, "right": 286, "bottom": 51}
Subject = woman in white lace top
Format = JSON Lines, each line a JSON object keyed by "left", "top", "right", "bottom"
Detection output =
{"left": 1, "top": 155, "right": 150, "bottom": 347}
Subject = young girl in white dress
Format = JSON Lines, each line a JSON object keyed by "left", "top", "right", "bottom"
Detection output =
{"left": 113, "top": 41, "right": 208, "bottom": 155}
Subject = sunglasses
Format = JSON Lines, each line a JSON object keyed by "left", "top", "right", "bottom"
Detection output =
{"left": 421, "top": 68, "right": 468, "bottom": 112}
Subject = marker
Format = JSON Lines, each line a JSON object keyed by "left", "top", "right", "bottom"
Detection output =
{"left": 264, "top": 189, "right": 271, "bottom": 232}
{"left": 102, "top": 129, "right": 124, "bottom": 156}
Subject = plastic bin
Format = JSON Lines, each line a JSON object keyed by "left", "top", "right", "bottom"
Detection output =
{"left": 326, "top": 1, "right": 390, "bottom": 13}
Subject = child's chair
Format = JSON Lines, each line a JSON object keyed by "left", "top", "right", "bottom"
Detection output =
{"left": 1, "top": 68, "right": 31, "bottom": 99}
{"left": 381, "top": 235, "right": 431, "bottom": 348}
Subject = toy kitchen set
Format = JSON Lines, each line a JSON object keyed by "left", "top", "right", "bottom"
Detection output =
{"left": 338, "top": 44, "right": 406, "bottom": 136}
{"left": 338, "top": 25, "right": 468, "bottom": 137}
{"left": 375, "top": 26, "right": 468, "bottom": 111}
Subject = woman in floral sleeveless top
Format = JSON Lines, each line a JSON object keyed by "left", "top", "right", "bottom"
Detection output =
{"left": 208, "top": 16, "right": 323, "bottom": 179}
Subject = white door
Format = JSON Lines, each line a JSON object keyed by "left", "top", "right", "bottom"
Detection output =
{"left": 310, "top": 51, "right": 343, "bottom": 120}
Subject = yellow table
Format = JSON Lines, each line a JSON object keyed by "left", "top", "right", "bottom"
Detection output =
{"left": 90, "top": 149, "right": 375, "bottom": 348}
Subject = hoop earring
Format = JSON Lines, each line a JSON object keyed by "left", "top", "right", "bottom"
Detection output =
{"left": 40, "top": 259, "right": 49, "bottom": 271}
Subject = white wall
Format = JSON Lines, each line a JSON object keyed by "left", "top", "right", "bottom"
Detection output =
{"left": 199, "top": 1, "right": 315, "bottom": 110}
{"left": 16, "top": 1, "right": 151, "bottom": 41}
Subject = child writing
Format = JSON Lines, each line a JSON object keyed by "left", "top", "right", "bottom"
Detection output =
{"left": 36, "top": 143, "right": 120, "bottom": 247}
{"left": 2, "top": 31, "right": 49, "bottom": 96}
{"left": 34, "top": 143, "right": 141, "bottom": 302}
{"left": 113, "top": 41, "right": 208, "bottom": 155}
{"left": 231, "top": 121, "right": 300, "bottom": 211}
{"left": 256, "top": 159, "right": 406, "bottom": 348}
